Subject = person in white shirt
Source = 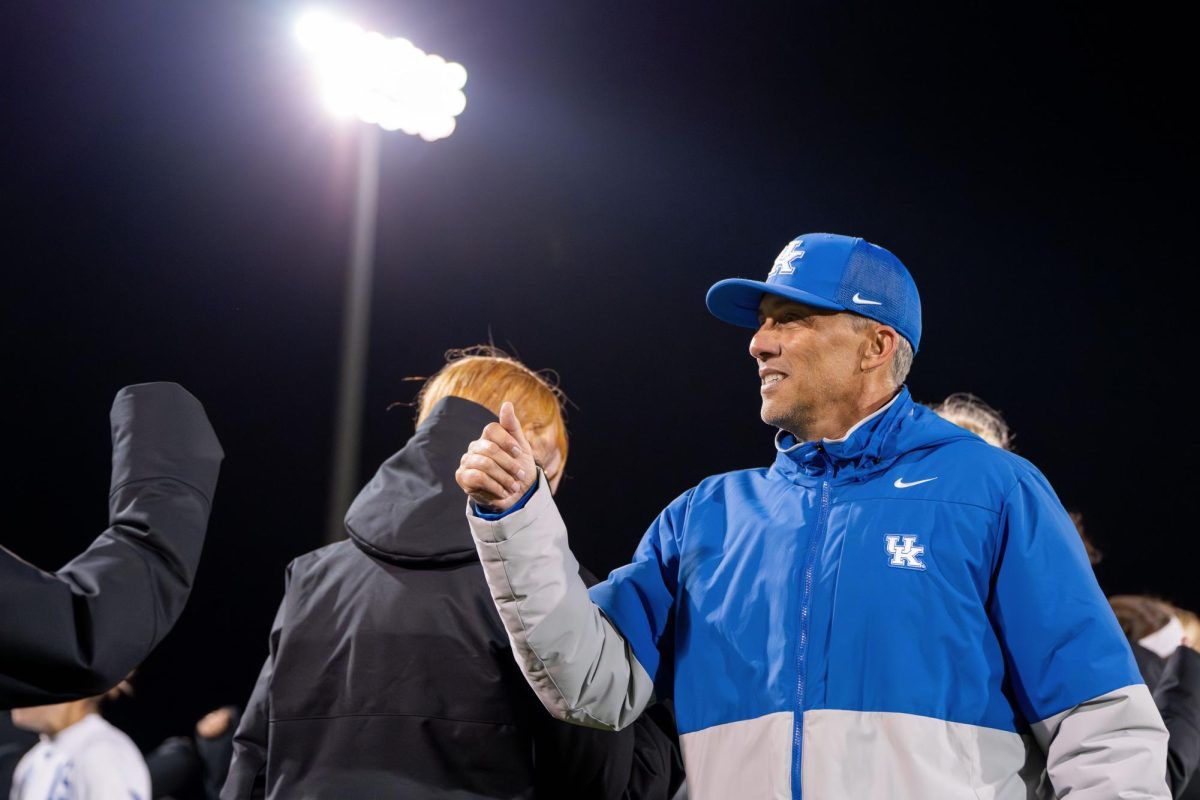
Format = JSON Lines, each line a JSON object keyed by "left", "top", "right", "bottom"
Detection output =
{"left": 9, "top": 689, "right": 150, "bottom": 800}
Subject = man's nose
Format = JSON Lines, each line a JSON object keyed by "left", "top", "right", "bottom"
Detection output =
{"left": 749, "top": 319, "right": 779, "bottom": 361}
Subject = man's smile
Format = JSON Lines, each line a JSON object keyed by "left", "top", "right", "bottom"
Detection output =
{"left": 760, "top": 368, "right": 788, "bottom": 392}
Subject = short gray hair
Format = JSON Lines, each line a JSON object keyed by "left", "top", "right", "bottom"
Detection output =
{"left": 892, "top": 337, "right": 913, "bottom": 386}
{"left": 850, "top": 315, "right": 914, "bottom": 387}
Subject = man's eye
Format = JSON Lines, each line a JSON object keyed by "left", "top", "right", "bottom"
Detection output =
{"left": 759, "top": 314, "right": 801, "bottom": 326}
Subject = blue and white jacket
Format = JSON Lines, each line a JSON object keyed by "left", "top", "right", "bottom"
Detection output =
{"left": 467, "top": 389, "right": 1168, "bottom": 799}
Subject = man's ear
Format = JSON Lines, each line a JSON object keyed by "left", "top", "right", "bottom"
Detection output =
{"left": 862, "top": 324, "right": 899, "bottom": 372}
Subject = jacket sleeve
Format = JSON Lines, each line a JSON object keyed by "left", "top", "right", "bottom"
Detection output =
{"left": 989, "top": 470, "right": 1169, "bottom": 799}
{"left": 221, "top": 570, "right": 290, "bottom": 800}
{"left": 1154, "top": 646, "right": 1200, "bottom": 798}
{"left": 467, "top": 472, "right": 684, "bottom": 731}
{"left": 0, "top": 382, "right": 223, "bottom": 708}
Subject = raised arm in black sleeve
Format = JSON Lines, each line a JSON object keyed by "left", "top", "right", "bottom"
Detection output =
{"left": 0, "top": 382, "right": 223, "bottom": 708}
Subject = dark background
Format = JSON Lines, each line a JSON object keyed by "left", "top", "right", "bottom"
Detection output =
{"left": 1, "top": 2, "right": 1194, "bottom": 748}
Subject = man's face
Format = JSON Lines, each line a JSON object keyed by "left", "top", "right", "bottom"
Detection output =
{"left": 751, "top": 295, "right": 869, "bottom": 434}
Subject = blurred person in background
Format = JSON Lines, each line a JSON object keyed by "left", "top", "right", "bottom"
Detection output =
{"left": 1111, "top": 595, "right": 1184, "bottom": 675}
{"left": 1180, "top": 609, "right": 1200, "bottom": 652}
{"left": 9, "top": 682, "right": 150, "bottom": 800}
{"left": 0, "top": 714, "right": 37, "bottom": 798}
{"left": 930, "top": 391, "right": 1012, "bottom": 449}
{"left": 8, "top": 701, "right": 241, "bottom": 800}
{"left": 0, "top": 383, "right": 223, "bottom": 708}
{"left": 147, "top": 706, "right": 240, "bottom": 800}
{"left": 223, "top": 348, "right": 681, "bottom": 800}
{"left": 1109, "top": 594, "right": 1200, "bottom": 799}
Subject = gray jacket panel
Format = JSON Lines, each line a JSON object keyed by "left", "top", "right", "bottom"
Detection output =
{"left": 468, "top": 472, "right": 654, "bottom": 731}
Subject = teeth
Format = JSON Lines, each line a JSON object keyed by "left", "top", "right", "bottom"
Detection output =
{"left": 762, "top": 374, "right": 784, "bottom": 385}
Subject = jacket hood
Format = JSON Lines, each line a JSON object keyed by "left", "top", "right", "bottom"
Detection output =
{"left": 772, "top": 387, "right": 979, "bottom": 484}
{"left": 344, "top": 396, "right": 496, "bottom": 566}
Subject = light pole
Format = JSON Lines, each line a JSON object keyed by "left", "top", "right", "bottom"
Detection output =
{"left": 293, "top": 10, "right": 468, "bottom": 542}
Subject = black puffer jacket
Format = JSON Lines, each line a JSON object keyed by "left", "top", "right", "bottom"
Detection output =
{"left": 0, "top": 382, "right": 223, "bottom": 708}
{"left": 1134, "top": 643, "right": 1200, "bottom": 799}
{"left": 223, "top": 397, "right": 669, "bottom": 799}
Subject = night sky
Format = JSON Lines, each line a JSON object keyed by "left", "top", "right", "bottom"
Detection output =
{"left": 2, "top": 3, "right": 1194, "bottom": 747}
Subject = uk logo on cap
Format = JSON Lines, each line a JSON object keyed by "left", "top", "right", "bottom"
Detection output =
{"left": 768, "top": 239, "right": 805, "bottom": 277}
{"left": 705, "top": 232, "right": 923, "bottom": 353}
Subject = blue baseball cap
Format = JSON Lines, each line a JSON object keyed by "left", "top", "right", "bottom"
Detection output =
{"left": 706, "top": 233, "right": 923, "bottom": 352}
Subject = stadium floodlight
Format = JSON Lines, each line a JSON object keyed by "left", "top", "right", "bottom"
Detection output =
{"left": 295, "top": 12, "right": 469, "bottom": 540}
{"left": 295, "top": 10, "right": 467, "bottom": 141}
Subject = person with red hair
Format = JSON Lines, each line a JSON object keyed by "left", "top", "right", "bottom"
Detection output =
{"left": 223, "top": 347, "right": 680, "bottom": 800}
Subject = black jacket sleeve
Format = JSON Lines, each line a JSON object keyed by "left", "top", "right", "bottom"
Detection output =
{"left": 625, "top": 700, "right": 685, "bottom": 800}
{"left": 0, "top": 382, "right": 223, "bottom": 708}
{"left": 1155, "top": 646, "right": 1200, "bottom": 799}
{"left": 146, "top": 736, "right": 203, "bottom": 799}
{"left": 221, "top": 568, "right": 290, "bottom": 800}
{"left": 530, "top": 693, "right": 635, "bottom": 800}
{"left": 528, "top": 567, "right": 685, "bottom": 800}
{"left": 528, "top": 682, "right": 684, "bottom": 800}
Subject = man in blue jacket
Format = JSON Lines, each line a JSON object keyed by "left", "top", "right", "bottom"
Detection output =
{"left": 456, "top": 233, "right": 1169, "bottom": 799}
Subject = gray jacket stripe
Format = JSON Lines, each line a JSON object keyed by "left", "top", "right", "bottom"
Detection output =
{"left": 1030, "top": 683, "right": 1169, "bottom": 798}
{"left": 468, "top": 472, "right": 655, "bottom": 731}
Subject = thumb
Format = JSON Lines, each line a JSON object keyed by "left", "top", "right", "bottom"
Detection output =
{"left": 499, "top": 402, "right": 533, "bottom": 453}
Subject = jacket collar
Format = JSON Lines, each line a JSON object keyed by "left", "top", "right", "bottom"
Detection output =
{"left": 771, "top": 387, "right": 913, "bottom": 485}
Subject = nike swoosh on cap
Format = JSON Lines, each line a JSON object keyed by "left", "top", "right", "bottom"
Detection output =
{"left": 894, "top": 477, "right": 937, "bottom": 489}
{"left": 851, "top": 292, "right": 883, "bottom": 305}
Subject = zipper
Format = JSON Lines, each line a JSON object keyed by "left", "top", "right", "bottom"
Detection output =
{"left": 792, "top": 469, "right": 832, "bottom": 800}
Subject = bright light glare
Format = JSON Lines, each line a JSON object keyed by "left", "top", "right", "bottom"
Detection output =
{"left": 295, "top": 10, "right": 467, "bottom": 141}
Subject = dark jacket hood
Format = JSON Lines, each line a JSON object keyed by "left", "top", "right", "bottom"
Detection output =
{"left": 343, "top": 396, "right": 496, "bottom": 566}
